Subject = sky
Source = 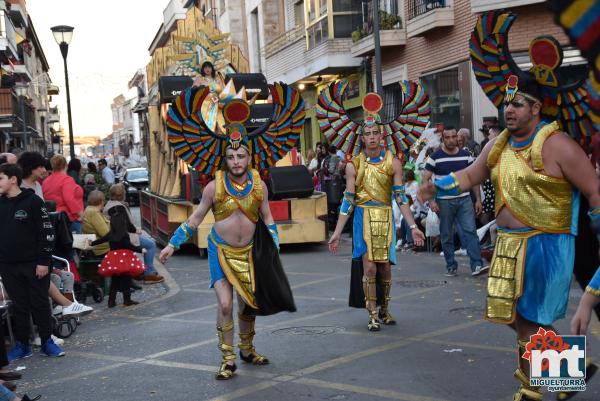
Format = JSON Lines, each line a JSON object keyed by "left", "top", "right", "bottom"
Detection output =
{"left": 27, "top": 0, "right": 167, "bottom": 138}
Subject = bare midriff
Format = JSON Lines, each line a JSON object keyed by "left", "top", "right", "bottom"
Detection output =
{"left": 213, "top": 209, "right": 256, "bottom": 248}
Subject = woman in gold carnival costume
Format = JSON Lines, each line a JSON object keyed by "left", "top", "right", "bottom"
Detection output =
{"left": 193, "top": 61, "right": 225, "bottom": 133}
{"left": 424, "top": 10, "right": 600, "bottom": 401}
{"left": 160, "top": 82, "right": 304, "bottom": 380}
{"left": 319, "top": 82, "right": 429, "bottom": 331}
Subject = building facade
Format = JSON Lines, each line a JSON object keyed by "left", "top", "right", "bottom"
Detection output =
{"left": 262, "top": 0, "right": 367, "bottom": 152}
{"left": 354, "top": 0, "right": 577, "bottom": 141}
{"left": 0, "top": 0, "right": 54, "bottom": 155}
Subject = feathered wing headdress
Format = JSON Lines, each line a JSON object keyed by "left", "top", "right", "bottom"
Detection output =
{"left": 546, "top": 0, "right": 600, "bottom": 118}
{"left": 470, "top": 10, "right": 600, "bottom": 145}
{"left": 316, "top": 80, "right": 430, "bottom": 159}
{"left": 165, "top": 82, "right": 305, "bottom": 177}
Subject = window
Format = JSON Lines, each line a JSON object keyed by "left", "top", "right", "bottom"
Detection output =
{"left": 345, "top": 79, "right": 360, "bottom": 99}
{"left": 307, "top": 18, "right": 328, "bottom": 48}
{"left": 382, "top": 83, "right": 403, "bottom": 122}
{"left": 320, "top": 0, "right": 328, "bottom": 16}
{"left": 332, "top": 0, "right": 361, "bottom": 12}
{"left": 294, "top": 1, "right": 305, "bottom": 26}
{"left": 309, "top": 0, "right": 316, "bottom": 21}
{"left": 333, "top": 13, "right": 362, "bottom": 37}
{"left": 421, "top": 67, "right": 460, "bottom": 129}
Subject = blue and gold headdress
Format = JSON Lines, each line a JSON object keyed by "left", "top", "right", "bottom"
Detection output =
{"left": 470, "top": 10, "right": 600, "bottom": 145}
{"left": 316, "top": 81, "right": 431, "bottom": 158}
{"left": 165, "top": 82, "right": 304, "bottom": 177}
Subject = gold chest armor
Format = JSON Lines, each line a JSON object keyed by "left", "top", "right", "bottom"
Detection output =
{"left": 488, "top": 121, "right": 573, "bottom": 233}
{"left": 213, "top": 169, "right": 263, "bottom": 223}
{"left": 353, "top": 150, "right": 394, "bottom": 206}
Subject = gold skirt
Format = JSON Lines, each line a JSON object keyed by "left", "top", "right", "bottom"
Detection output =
{"left": 486, "top": 229, "right": 538, "bottom": 324}
{"left": 362, "top": 206, "right": 394, "bottom": 263}
{"left": 216, "top": 241, "right": 258, "bottom": 309}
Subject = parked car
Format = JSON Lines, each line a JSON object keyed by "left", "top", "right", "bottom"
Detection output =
{"left": 122, "top": 167, "right": 148, "bottom": 206}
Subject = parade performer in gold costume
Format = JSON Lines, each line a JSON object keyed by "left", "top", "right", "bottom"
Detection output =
{"left": 193, "top": 61, "right": 225, "bottom": 133}
{"left": 320, "top": 84, "right": 429, "bottom": 331}
{"left": 160, "top": 82, "right": 304, "bottom": 379}
{"left": 423, "top": 10, "right": 600, "bottom": 400}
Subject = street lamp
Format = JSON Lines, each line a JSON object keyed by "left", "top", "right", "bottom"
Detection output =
{"left": 38, "top": 108, "right": 48, "bottom": 155}
{"left": 14, "top": 82, "right": 29, "bottom": 150}
{"left": 51, "top": 25, "right": 75, "bottom": 159}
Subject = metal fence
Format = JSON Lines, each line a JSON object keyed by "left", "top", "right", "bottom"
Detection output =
{"left": 407, "top": 0, "right": 447, "bottom": 20}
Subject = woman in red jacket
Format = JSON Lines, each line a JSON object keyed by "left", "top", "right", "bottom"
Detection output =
{"left": 42, "top": 155, "right": 84, "bottom": 233}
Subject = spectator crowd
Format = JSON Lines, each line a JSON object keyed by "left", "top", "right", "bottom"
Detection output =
{"left": 0, "top": 152, "right": 163, "bottom": 400}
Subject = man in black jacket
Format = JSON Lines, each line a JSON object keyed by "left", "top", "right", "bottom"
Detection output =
{"left": 0, "top": 163, "right": 65, "bottom": 360}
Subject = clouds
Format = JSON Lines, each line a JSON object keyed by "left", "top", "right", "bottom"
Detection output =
{"left": 28, "top": 0, "right": 165, "bottom": 137}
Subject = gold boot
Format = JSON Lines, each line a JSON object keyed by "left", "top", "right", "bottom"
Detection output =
{"left": 513, "top": 339, "right": 542, "bottom": 401}
{"left": 238, "top": 313, "right": 269, "bottom": 365}
{"left": 378, "top": 279, "right": 396, "bottom": 325}
{"left": 216, "top": 321, "right": 237, "bottom": 380}
{"left": 363, "top": 276, "right": 380, "bottom": 331}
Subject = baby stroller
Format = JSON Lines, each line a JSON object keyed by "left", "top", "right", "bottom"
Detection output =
{"left": 47, "top": 209, "right": 104, "bottom": 304}
{"left": 50, "top": 256, "right": 80, "bottom": 339}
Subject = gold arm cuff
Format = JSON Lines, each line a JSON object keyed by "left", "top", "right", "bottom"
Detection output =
{"left": 585, "top": 286, "right": 600, "bottom": 297}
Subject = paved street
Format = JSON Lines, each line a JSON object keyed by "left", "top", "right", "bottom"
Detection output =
{"left": 13, "top": 210, "right": 600, "bottom": 401}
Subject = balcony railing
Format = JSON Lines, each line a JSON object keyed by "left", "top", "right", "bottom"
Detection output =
{"left": 264, "top": 25, "right": 305, "bottom": 58}
{"left": 407, "top": 0, "right": 447, "bottom": 20}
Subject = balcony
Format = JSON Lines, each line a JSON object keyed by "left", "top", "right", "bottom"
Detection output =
{"left": 7, "top": 0, "right": 26, "bottom": 28}
{"left": 351, "top": 29, "right": 407, "bottom": 57}
{"left": 0, "top": 10, "right": 18, "bottom": 59}
{"left": 163, "top": 0, "right": 187, "bottom": 32}
{"left": 471, "top": 0, "right": 545, "bottom": 13}
{"left": 406, "top": 0, "right": 454, "bottom": 38}
{"left": 265, "top": 34, "right": 361, "bottom": 84}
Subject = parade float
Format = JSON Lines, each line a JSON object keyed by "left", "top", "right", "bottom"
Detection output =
{"left": 141, "top": 6, "right": 326, "bottom": 256}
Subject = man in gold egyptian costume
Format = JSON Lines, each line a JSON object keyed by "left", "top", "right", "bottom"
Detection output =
{"left": 329, "top": 102, "right": 425, "bottom": 332}
{"left": 425, "top": 74, "right": 600, "bottom": 401}
{"left": 159, "top": 109, "right": 295, "bottom": 380}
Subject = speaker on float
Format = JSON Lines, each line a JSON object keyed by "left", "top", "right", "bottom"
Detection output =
{"left": 268, "top": 165, "right": 314, "bottom": 200}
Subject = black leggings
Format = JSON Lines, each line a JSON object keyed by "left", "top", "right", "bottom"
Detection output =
{"left": 110, "top": 276, "right": 133, "bottom": 294}
{"left": 0, "top": 263, "right": 52, "bottom": 345}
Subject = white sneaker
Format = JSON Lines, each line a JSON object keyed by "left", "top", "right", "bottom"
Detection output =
{"left": 51, "top": 335, "right": 65, "bottom": 346}
{"left": 472, "top": 265, "right": 490, "bottom": 276}
{"left": 395, "top": 240, "right": 404, "bottom": 250}
{"left": 33, "top": 336, "right": 41, "bottom": 347}
{"left": 62, "top": 302, "right": 94, "bottom": 316}
{"left": 454, "top": 249, "right": 467, "bottom": 256}
{"left": 52, "top": 305, "right": 63, "bottom": 315}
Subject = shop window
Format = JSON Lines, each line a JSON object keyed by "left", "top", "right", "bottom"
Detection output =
{"left": 420, "top": 68, "right": 460, "bottom": 128}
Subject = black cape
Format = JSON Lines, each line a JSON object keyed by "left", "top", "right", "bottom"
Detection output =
{"left": 244, "top": 219, "right": 296, "bottom": 316}
{"left": 348, "top": 258, "right": 384, "bottom": 308}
